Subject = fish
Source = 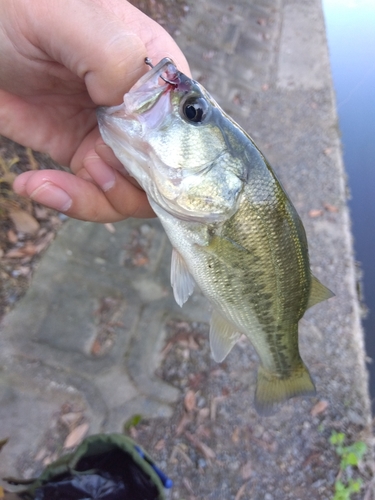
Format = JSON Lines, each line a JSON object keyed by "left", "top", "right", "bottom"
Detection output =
{"left": 97, "top": 58, "right": 333, "bottom": 415}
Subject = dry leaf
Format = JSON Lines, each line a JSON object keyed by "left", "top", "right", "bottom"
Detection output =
{"left": 176, "top": 412, "right": 193, "bottom": 436}
{"left": 185, "top": 431, "right": 216, "bottom": 459}
{"left": 5, "top": 243, "right": 37, "bottom": 258}
{"left": 308, "top": 209, "right": 324, "bottom": 218}
{"left": 63, "top": 422, "right": 89, "bottom": 449}
{"left": 26, "top": 147, "right": 39, "bottom": 170}
{"left": 154, "top": 439, "right": 165, "bottom": 451}
{"left": 235, "top": 483, "right": 248, "bottom": 500}
{"left": 231, "top": 427, "right": 240, "bottom": 444}
{"left": 184, "top": 390, "right": 196, "bottom": 412}
{"left": 241, "top": 460, "right": 253, "bottom": 480}
{"left": 311, "top": 400, "right": 329, "bottom": 416}
{"left": 197, "top": 408, "right": 210, "bottom": 424}
{"left": 210, "top": 395, "right": 227, "bottom": 421}
{"left": 34, "top": 232, "right": 55, "bottom": 253}
{"left": 34, "top": 206, "right": 49, "bottom": 220}
{"left": 60, "top": 412, "right": 83, "bottom": 430}
{"left": 9, "top": 209, "right": 40, "bottom": 234}
{"left": 104, "top": 223, "right": 116, "bottom": 233}
{"left": 324, "top": 203, "right": 339, "bottom": 213}
{"left": 34, "top": 447, "right": 48, "bottom": 462}
{"left": 7, "top": 229, "right": 18, "bottom": 244}
{"left": 169, "top": 444, "right": 193, "bottom": 466}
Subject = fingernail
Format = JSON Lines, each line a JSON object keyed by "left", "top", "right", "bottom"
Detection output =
{"left": 30, "top": 182, "right": 72, "bottom": 212}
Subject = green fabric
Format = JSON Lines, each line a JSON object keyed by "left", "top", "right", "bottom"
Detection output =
{"left": 9, "top": 433, "right": 166, "bottom": 499}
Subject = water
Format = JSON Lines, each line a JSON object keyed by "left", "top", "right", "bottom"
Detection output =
{"left": 322, "top": 0, "right": 375, "bottom": 409}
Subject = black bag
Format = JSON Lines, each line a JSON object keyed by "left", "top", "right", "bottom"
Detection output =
{"left": 6, "top": 434, "right": 170, "bottom": 500}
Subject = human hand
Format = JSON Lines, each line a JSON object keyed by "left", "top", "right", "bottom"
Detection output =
{"left": 0, "top": 0, "right": 190, "bottom": 222}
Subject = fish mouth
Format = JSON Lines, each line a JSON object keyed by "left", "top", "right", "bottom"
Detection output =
{"left": 131, "top": 57, "right": 180, "bottom": 90}
{"left": 97, "top": 58, "right": 181, "bottom": 126}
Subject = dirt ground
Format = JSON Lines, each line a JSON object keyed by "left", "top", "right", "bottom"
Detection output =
{"left": 0, "top": 0, "right": 187, "bottom": 324}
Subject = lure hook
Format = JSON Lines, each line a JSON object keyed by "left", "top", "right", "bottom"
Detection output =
{"left": 144, "top": 57, "right": 177, "bottom": 85}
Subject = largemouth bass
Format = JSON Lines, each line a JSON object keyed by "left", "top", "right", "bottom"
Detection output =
{"left": 97, "top": 58, "right": 333, "bottom": 415}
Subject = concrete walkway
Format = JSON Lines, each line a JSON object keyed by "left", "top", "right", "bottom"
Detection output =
{"left": 1, "top": 0, "right": 372, "bottom": 498}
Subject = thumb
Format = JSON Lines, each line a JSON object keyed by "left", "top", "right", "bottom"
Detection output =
{"left": 24, "top": 0, "right": 189, "bottom": 105}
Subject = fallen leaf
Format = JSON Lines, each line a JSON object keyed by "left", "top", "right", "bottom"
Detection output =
{"left": 184, "top": 390, "right": 196, "bottom": 412}
{"left": 311, "top": 400, "right": 329, "bottom": 416}
{"left": 63, "top": 422, "right": 89, "bottom": 449}
{"left": 0, "top": 438, "right": 9, "bottom": 452}
{"left": 5, "top": 243, "right": 37, "bottom": 258}
{"left": 34, "top": 447, "right": 48, "bottom": 462}
{"left": 7, "top": 229, "right": 18, "bottom": 244}
{"left": 124, "top": 414, "right": 142, "bottom": 431}
{"left": 185, "top": 431, "right": 216, "bottom": 459}
{"left": 235, "top": 483, "right": 248, "bottom": 500}
{"left": 324, "top": 203, "right": 339, "bottom": 213}
{"left": 308, "top": 209, "right": 324, "bottom": 218}
{"left": 34, "top": 206, "right": 49, "bottom": 220}
{"left": 231, "top": 427, "right": 240, "bottom": 444}
{"left": 154, "top": 439, "right": 165, "bottom": 451}
{"left": 104, "top": 223, "right": 116, "bottom": 233}
{"left": 188, "top": 335, "right": 200, "bottom": 350}
{"left": 176, "top": 412, "right": 193, "bottom": 436}
{"left": 43, "top": 452, "right": 58, "bottom": 466}
{"left": 34, "top": 232, "right": 55, "bottom": 253}
{"left": 196, "top": 425, "right": 211, "bottom": 440}
{"left": 241, "top": 460, "right": 253, "bottom": 480}
{"left": 182, "top": 477, "right": 195, "bottom": 495}
{"left": 60, "top": 412, "right": 83, "bottom": 430}
{"left": 26, "top": 148, "right": 39, "bottom": 170}
{"left": 197, "top": 408, "right": 210, "bottom": 424}
{"left": 169, "top": 444, "right": 193, "bottom": 466}
{"left": 9, "top": 209, "right": 39, "bottom": 234}
{"left": 14, "top": 266, "right": 31, "bottom": 277}
{"left": 210, "top": 395, "right": 227, "bottom": 421}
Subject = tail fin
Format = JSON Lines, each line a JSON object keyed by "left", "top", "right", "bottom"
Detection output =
{"left": 254, "top": 363, "right": 316, "bottom": 416}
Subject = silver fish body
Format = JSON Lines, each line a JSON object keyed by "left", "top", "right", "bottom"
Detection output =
{"left": 97, "top": 58, "right": 333, "bottom": 415}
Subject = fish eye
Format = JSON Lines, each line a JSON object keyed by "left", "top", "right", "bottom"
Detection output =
{"left": 182, "top": 96, "right": 209, "bottom": 123}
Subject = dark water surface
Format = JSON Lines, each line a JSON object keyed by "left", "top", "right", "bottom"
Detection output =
{"left": 322, "top": 0, "right": 375, "bottom": 409}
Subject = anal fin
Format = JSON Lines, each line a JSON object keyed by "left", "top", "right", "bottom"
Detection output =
{"left": 210, "top": 310, "right": 241, "bottom": 362}
{"left": 171, "top": 248, "right": 195, "bottom": 307}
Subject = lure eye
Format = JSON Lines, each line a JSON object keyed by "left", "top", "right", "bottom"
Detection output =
{"left": 182, "top": 96, "right": 209, "bottom": 123}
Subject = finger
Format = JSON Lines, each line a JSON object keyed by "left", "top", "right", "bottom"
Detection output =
{"left": 95, "top": 140, "right": 126, "bottom": 173}
{"left": 24, "top": 0, "right": 190, "bottom": 106}
{"left": 94, "top": 141, "right": 143, "bottom": 189}
{"left": 82, "top": 151, "right": 151, "bottom": 215}
{"left": 13, "top": 169, "right": 154, "bottom": 222}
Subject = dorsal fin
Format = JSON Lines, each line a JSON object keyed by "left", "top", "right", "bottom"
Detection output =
{"left": 307, "top": 274, "right": 335, "bottom": 310}
{"left": 210, "top": 310, "right": 241, "bottom": 362}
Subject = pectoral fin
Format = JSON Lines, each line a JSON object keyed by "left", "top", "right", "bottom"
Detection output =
{"left": 210, "top": 310, "right": 241, "bottom": 362}
{"left": 171, "top": 249, "right": 196, "bottom": 307}
{"left": 307, "top": 274, "right": 335, "bottom": 310}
